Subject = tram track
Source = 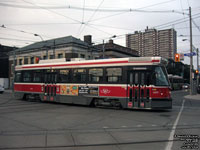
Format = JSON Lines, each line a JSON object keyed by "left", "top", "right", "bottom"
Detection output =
{"left": 1, "top": 123, "right": 200, "bottom": 136}
{"left": 0, "top": 138, "right": 179, "bottom": 150}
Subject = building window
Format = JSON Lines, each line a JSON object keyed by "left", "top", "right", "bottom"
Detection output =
{"left": 19, "top": 59, "right": 23, "bottom": 65}
{"left": 58, "top": 53, "right": 63, "bottom": 58}
{"left": 43, "top": 55, "right": 47, "bottom": 60}
{"left": 31, "top": 57, "right": 34, "bottom": 64}
{"left": 80, "top": 54, "right": 85, "bottom": 58}
{"left": 50, "top": 55, "right": 54, "bottom": 59}
{"left": 24, "top": 57, "right": 28, "bottom": 64}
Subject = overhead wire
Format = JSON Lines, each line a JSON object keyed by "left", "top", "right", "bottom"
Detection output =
{"left": 21, "top": 0, "right": 82, "bottom": 24}
{"left": 91, "top": 13, "right": 200, "bottom": 45}
{"left": 88, "top": 1, "right": 177, "bottom": 23}
{"left": 77, "top": 0, "right": 105, "bottom": 37}
{"left": 0, "top": 25, "right": 52, "bottom": 39}
{"left": 0, "top": 0, "right": 199, "bottom": 49}
{"left": 76, "top": 0, "right": 86, "bottom": 36}
{"left": 153, "top": 13, "right": 200, "bottom": 29}
{"left": 0, "top": 37, "right": 37, "bottom": 42}
{"left": 0, "top": 1, "right": 187, "bottom": 14}
{"left": 4, "top": 22, "right": 81, "bottom": 26}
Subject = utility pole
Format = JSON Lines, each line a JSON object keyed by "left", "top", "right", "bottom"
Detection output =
{"left": 12, "top": 47, "right": 16, "bottom": 92}
{"left": 53, "top": 39, "right": 55, "bottom": 59}
{"left": 189, "top": 6, "right": 193, "bottom": 95}
{"left": 197, "top": 48, "right": 199, "bottom": 87}
{"left": 102, "top": 40, "right": 105, "bottom": 59}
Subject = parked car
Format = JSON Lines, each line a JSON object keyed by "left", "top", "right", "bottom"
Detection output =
{"left": 0, "top": 85, "right": 4, "bottom": 94}
{"left": 182, "top": 83, "right": 190, "bottom": 89}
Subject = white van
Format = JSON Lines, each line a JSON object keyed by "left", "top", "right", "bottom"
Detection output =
{"left": 0, "top": 85, "right": 4, "bottom": 94}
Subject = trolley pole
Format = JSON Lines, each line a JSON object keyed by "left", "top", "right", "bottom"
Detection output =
{"left": 189, "top": 7, "right": 193, "bottom": 95}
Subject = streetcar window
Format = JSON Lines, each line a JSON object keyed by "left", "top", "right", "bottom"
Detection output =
{"left": 134, "top": 72, "right": 139, "bottom": 84}
{"left": 58, "top": 69, "right": 70, "bottom": 83}
{"left": 89, "top": 68, "right": 103, "bottom": 82}
{"left": 73, "top": 69, "right": 86, "bottom": 82}
{"left": 22, "top": 71, "right": 32, "bottom": 82}
{"left": 15, "top": 71, "right": 22, "bottom": 82}
{"left": 106, "top": 68, "right": 122, "bottom": 82}
{"left": 33, "top": 70, "right": 41, "bottom": 82}
{"left": 153, "top": 67, "right": 169, "bottom": 86}
{"left": 141, "top": 72, "right": 145, "bottom": 85}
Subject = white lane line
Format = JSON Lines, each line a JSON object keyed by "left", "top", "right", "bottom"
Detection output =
{"left": 165, "top": 99, "right": 185, "bottom": 150}
{"left": 103, "top": 126, "right": 109, "bottom": 129}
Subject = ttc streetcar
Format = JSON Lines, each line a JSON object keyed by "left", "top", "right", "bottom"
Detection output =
{"left": 14, "top": 57, "right": 172, "bottom": 109}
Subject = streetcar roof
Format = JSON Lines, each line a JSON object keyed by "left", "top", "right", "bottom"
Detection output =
{"left": 15, "top": 57, "right": 167, "bottom": 70}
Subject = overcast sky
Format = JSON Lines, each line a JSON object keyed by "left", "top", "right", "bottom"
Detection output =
{"left": 0, "top": 0, "right": 200, "bottom": 68}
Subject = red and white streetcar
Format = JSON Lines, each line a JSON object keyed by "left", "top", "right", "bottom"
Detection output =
{"left": 14, "top": 57, "right": 172, "bottom": 109}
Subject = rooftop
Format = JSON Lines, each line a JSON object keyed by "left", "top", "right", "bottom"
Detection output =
{"left": 15, "top": 36, "right": 89, "bottom": 52}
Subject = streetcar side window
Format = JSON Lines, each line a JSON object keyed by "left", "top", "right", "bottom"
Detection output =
{"left": 73, "top": 68, "right": 87, "bottom": 82}
{"left": 106, "top": 68, "right": 122, "bottom": 83}
{"left": 15, "top": 71, "right": 22, "bottom": 82}
{"left": 33, "top": 70, "right": 42, "bottom": 83}
{"left": 58, "top": 69, "right": 70, "bottom": 83}
{"left": 89, "top": 68, "right": 103, "bottom": 82}
{"left": 22, "top": 71, "right": 32, "bottom": 82}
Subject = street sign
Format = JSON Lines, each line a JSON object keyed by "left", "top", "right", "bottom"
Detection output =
{"left": 184, "top": 52, "right": 196, "bottom": 57}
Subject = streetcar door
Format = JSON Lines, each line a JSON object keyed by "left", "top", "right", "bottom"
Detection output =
{"left": 128, "top": 70, "right": 150, "bottom": 108}
{"left": 43, "top": 70, "right": 57, "bottom": 101}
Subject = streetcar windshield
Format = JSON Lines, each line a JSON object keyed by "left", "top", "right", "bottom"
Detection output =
{"left": 152, "top": 66, "right": 169, "bottom": 86}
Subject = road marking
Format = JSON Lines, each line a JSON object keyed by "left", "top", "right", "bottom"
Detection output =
{"left": 137, "top": 125, "right": 142, "bottom": 127}
{"left": 165, "top": 99, "right": 185, "bottom": 150}
{"left": 103, "top": 126, "right": 109, "bottom": 129}
{"left": 151, "top": 124, "right": 157, "bottom": 127}
{"left": 121, "top": 125, "right": 127, "bottom": 128}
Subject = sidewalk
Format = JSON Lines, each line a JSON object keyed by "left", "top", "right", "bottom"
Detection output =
{"left": 5, "top": 89, "right": 13, "bottom": 93}
{"left": 184, "top": 94, "right": 200, "bottom": 100}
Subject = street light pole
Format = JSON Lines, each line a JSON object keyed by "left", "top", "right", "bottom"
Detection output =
{"left": 197, "top": 48, "right": 199, "bottom": 87}
{"left": 189, "top": 6, "right": 193, "bottom": 95}
{"left": 12, "top": 47, "right": 16, "bottom": 92}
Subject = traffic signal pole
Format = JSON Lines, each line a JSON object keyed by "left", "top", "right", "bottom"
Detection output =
{"left": 189, "top": 7, "right": 193, "bottom": 95}
{"left": 197, "top": 48, "right": 199, "bottom": 87}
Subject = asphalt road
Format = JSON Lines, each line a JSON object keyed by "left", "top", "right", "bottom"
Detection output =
{"left": 0, "top": 90, "right": 199, "bottom": 150}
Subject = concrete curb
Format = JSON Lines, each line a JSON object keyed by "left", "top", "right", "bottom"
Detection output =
{"left": 184, "top": 94, "right": 200, "bottom": 100}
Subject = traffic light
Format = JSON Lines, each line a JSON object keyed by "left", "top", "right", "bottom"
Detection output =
{"left": 175, "top": 53, "right": 180, "bottom": 62}
{"left": 196, "top": 70, "right": 199, "bottom": 74}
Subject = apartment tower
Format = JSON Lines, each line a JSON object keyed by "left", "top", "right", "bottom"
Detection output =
{"left": 126, "top": 27, "right": 177, "bottom": 60}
